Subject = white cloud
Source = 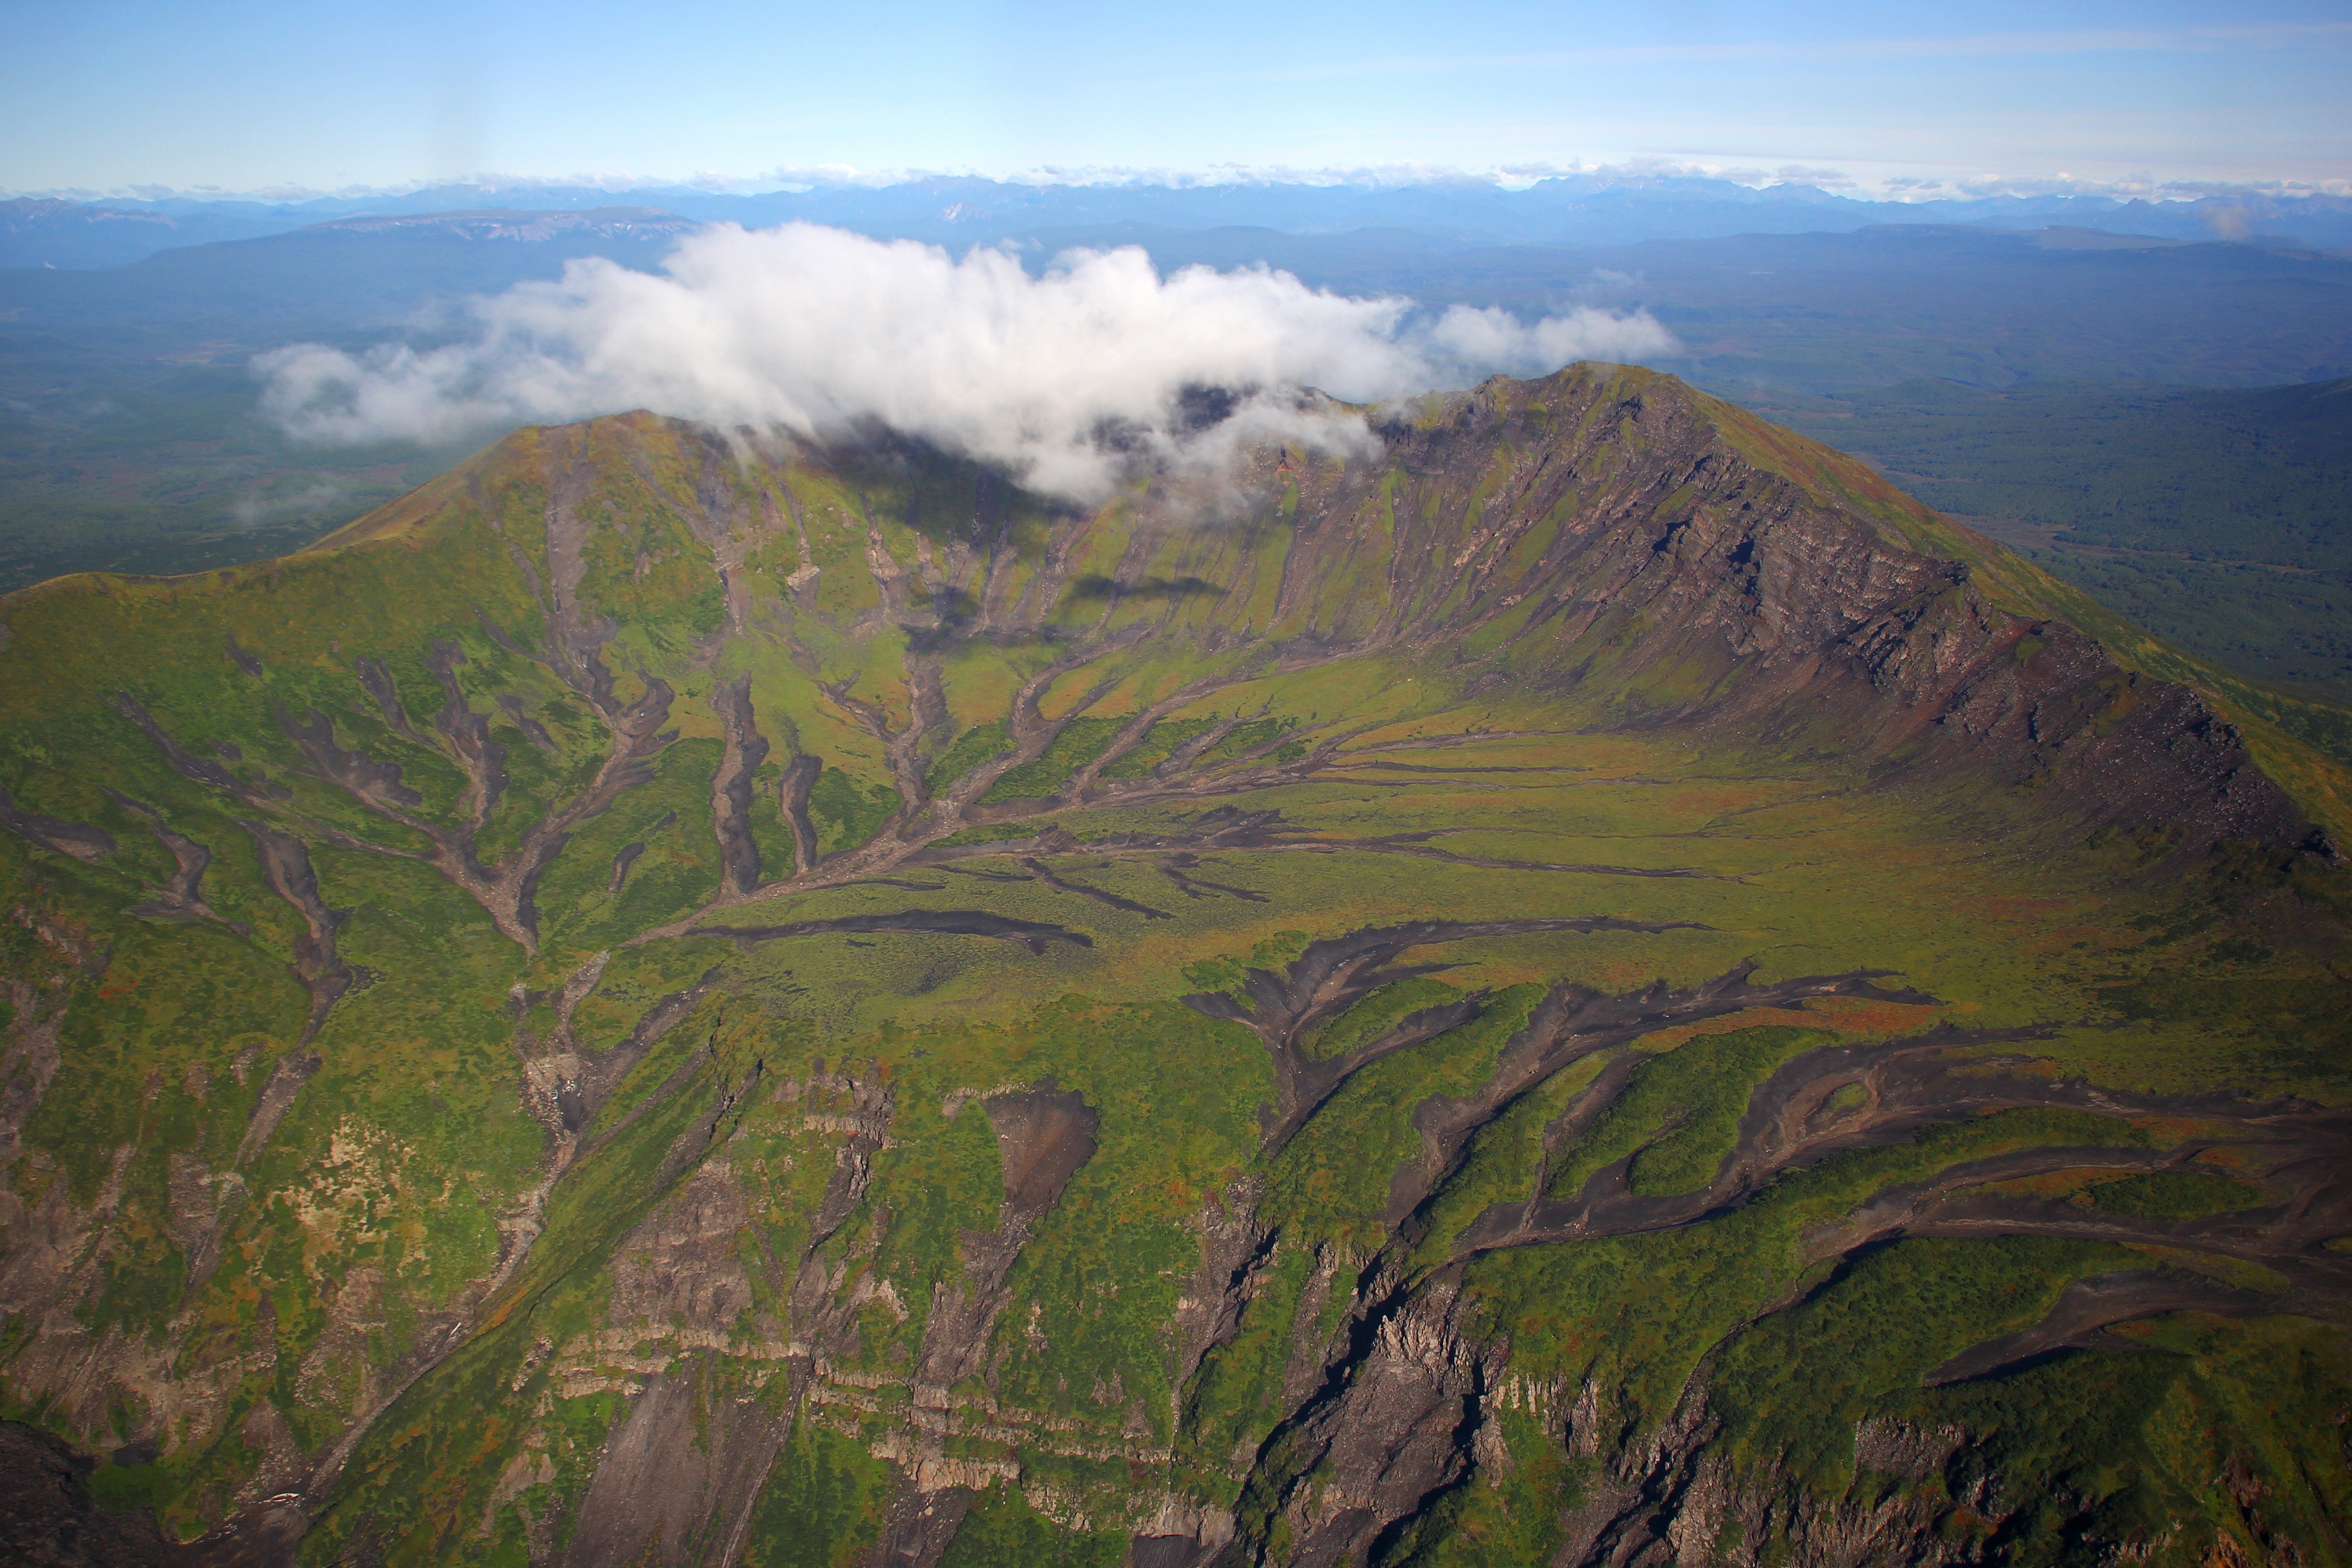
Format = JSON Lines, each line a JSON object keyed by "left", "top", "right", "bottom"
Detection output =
{"left": 254, "top": 222, "right": 1677, "bottom": 501}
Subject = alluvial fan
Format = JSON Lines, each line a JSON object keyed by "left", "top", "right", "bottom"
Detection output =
{"left": 0, "top": 363, "right": 2347, "bottom": 1567}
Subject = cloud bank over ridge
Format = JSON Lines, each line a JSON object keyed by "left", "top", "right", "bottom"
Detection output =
{"left": 257, "top": 221, "right": 1677, "bottom": 500}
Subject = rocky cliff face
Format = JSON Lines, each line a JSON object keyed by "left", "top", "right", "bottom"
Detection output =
{"left": 0, "top": 364, "right": 2345, "bottom": 1567}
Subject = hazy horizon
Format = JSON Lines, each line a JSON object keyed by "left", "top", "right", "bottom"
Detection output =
{"left": 11, "top": 161, "right": 2351, "bottom": 209}
{"left": 8, "top": 0, "right": 2347, "bottom": 198}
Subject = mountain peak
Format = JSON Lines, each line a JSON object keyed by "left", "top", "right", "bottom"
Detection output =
{"left": 0, "top": 368, "right": 2344, "bottom": 1565}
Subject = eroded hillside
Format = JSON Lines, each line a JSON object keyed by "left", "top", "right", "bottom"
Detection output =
{"left": 0, "top": 364, "right": 2347, "bottom": 1567}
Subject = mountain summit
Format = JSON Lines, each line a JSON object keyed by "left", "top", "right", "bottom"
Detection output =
{"left": 1, "top": 364, "right": 2346, "bottom": 1566}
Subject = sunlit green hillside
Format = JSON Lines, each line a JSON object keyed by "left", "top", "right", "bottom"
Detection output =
{"left": 1, "top": 364, "right": 2346, "bottom": 1568}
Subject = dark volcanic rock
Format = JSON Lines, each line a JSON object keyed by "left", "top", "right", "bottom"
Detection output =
{"left": 0, "top": 1423, "right": 172, "bottom": 1568}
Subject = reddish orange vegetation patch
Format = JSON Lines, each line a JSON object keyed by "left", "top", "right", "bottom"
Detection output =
{"left": 1637, "top": 1007, "right": 1822, "bottom": 1050}
{"left": 1638, "top": 996, "right": 1941, "bottom": 1052}
{"left": 1801, "top": 995, "right": 1947, "bottom": 1037}
{"left": 1975, "top": 1170, "right": 2101, "bottom": 1200}
{"left": 1590, "top": 957, "right": 1662, "bottom": 991}
{"left": 1657, "top": 785, "right": 1778, "bottom": 815}
{"left": 2131, "top": 1115, "right": 2227, "bottom": 1147}
{"left": 1454, "top": 958, "right": 1565, "bottom": 989}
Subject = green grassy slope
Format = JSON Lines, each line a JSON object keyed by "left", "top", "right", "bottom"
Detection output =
{"left": 0, "top": 365, "right": 2345, "bottom": 1567}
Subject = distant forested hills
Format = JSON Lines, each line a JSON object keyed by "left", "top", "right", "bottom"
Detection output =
{"left": 1750, "top": 377, "right": 2352, "bottom": 700}
{"left": 3, "top": 216, "right": 2349, "bottom": 728}
{"left": 11, "top": 173, "right": 2352, "bottom": 268}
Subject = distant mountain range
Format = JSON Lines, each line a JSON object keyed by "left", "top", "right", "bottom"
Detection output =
{"left": 8, "top": 210, "right": 2349, "bottom": 392}
{"left": 3, "top": 177, "right": 2348, "bottom": 723}
{"left": 6, "top": 207, "right": 2348, "bottom": 688}
{"left": 8, "top": 173, "right": 2352, "bottom": 270}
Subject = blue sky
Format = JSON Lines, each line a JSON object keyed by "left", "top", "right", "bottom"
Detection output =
{"left": 6, "top": 0, "right": 2348, "bottom": 195}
